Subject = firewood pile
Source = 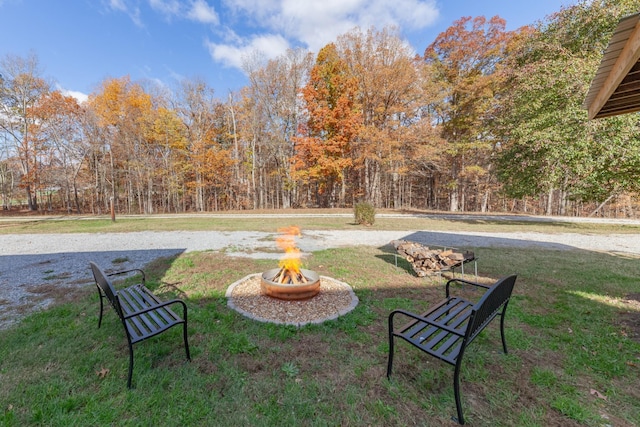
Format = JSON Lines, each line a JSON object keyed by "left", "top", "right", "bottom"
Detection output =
{"left": 391, "top": 240, "right": 475, "bottom": 277}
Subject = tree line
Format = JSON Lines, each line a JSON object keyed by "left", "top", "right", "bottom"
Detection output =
{"left": 2, "top": 0, "right": 640, "bottom": 217}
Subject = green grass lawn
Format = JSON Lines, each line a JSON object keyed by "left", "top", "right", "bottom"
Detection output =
{"left": 1, "top": 210, "right": 640, "bottom": 235}
{"left": 1, "top": 216, "right": 639, "bottom": 426}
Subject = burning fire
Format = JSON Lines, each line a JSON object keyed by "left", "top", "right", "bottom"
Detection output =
{"left": 273, "top": 226, "right": 307, "bottom": 284}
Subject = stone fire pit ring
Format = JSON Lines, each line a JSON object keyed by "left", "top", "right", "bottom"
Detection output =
{"left": 226, "top": 273, "right": 358, "bottom": 326}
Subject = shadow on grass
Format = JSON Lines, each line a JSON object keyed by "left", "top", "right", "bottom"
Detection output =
{"left": 0, "top": 248, "right": 185, "bottom": 330}
{"left": 399, "top": 230, "right": 575, "bottom": 251}
{"left": 374, "top": 230, "right": 576, "bottom": 278}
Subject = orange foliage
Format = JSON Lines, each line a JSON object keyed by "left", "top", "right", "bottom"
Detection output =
{"left": 292, "top": 43, "right": 361, "bottom": 192}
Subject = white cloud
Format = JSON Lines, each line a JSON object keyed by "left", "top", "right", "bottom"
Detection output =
{"left": 276, "top": 0, "right": 363, "bottom": 52}
{"left": 211, "top": 0, "right": 439, "bottom": 69}
{"left": 148, "top": 77, "right": 167, "bottom": 88}
{"left": 206, "top": 34, "right": 289, "bottom": 70}
{"left": 107, "top": 0, "right": 143, "bottom": 27}
{"left": 167, "top": 68, "right": 185, "bottom": 82}
{"left": 279, "top": 0, "right": 439, "bottom": 51}
{"left": 393, "top": 0, "right": 440, "bottom": 29}
{"left": 148, "top": 0, "right": 218, "bottom": 24}
{"left": 108, "top": 0, "right": 127, "bottom": 12}
{"left": 187, "top": 0, "right": 219, "bottom": 24}
{"left": 223, "top": 0, "right": 279, "bottom": 18}
{"left": 148, "top": 0, "right": 181, "bottom": 16}
{"left": 57, "top": 86, "right": 89, "bottom": 104}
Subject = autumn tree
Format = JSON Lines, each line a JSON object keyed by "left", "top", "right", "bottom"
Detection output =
{"left": 335, "top": 27, "right": 421, "bottom": 207}
{"left": 397, "top": 59, "right": 450, "bottom": 210}
{"left": 425, "top": 16, "right": 515, "bottom": 212}
{"left": 88, "top": 76, "right": 159, "bottom": 213}
{"left": 222, "top": 92, "right": 246, "bottom": 209}
{"left": 0, "top": 52, "right": 50, "bottom": 210}
{"left": 242, "top": 48, "right": 314, "bottom": 208}
{"left": 146, "top": 104, "right": 189, "bottom": 212}
{"left": 29, "top": 90, "right": 85, "bottom": 212}
{"left": 173, "top": 77, "right": 234, "bottom": 211}
{"left": 293, "top": 43, "right": 361, "bottom": 207}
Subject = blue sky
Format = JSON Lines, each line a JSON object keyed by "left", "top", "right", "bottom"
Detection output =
{"left": 0, "top": 0, "right": 576, "bottom": 102}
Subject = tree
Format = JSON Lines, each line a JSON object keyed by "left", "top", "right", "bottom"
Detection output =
{"left": 336, "top": 26, "right": 421, "bottom": 207}
{"left": 0, "top": 156, "right": 19, "bottom": 210}
{"left": 29, "top": 90, "right": 85, "bottom": 212}
{"left": 223, "top": 92, "right": 245, "bottom": 209}
{"left": 0, "top": 52, "right": 50, "bottom": 210}
{"left": 494, "top": 0, "right": 640, "bottom": 215}
{"left": 155, "top": 107, "right": 188, "bottom": 212}
{"left": 88, "top": 76, "right": 158, "bottom": 214}
{"left": 242, "top": 48, "right": 314, "bottom": 209}
{"left": 425, "top": 16, "right": 515, "bottom": 212}
{"left": 174, "top": 77, "right": 234, "bottom": 211}
{"left": 293, "top": 43, "right": 361, "bottom": 207}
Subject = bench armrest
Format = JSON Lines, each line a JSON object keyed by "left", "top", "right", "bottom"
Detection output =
{"left": 446, "top": 277, "right": 490, "bottom": 298}
{"left": 107, "top": 268, "right": 146, "bottom": 285}
{"left": 389, "top": 308, "right": 465, "bottom": 337}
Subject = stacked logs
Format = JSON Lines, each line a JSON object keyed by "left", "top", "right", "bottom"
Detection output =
{"left": 391, "top": 240, "right": 475, "bottom": 277}
{"left": 271, "top": 267, "right": 309, "bottom": 284}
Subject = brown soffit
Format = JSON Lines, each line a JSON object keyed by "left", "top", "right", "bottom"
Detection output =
{"left": 583, "top": 12, "right": 640, "bottom": 119}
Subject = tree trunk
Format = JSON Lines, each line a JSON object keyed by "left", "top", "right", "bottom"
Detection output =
{"left": 147, "top": 175, "right": 153, "bottom": 214}
{"left": 364, "top": 158, "right": 371, "bottom": 203}
{"left": 366, "top": 158, "right": 381, "bottom": 205}
{"left": 25, "top": 185, "right": 37, "bottom": 210}
{"left": 481, "top": 190, "right": 489, "bottom": 213}
{"left": 73, "top": 180, "right": 81, "bottom": 214}
{"left": 340, "top": 169, "right": 347, "bottom": 207}
{"left": 251, "top": 138, "right": 258, "bottom": 209}
{"left": 195, "top": 171, "right": 204, "bottom": 212}
{"left": 450, "top": 188, "right": 458, "bottom": 212}
{"left": 589, "top": 193, "right": 616, "bottom": 217}
{"left": 392, "top": 172, "right": 400, "bottom": 209}
{"left": 545, "top": 187, "right": 554, "bottom": 216}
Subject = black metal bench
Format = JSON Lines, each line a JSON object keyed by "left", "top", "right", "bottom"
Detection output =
{"left": 89, "top": 262, "right": 191, "bottom": 388}
{"left": 387, "top": 274, "right": 517, "bottom": 425}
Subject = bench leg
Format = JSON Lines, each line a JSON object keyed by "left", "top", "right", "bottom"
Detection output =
{"left": 386, "top": 316, "right": 395, "bottom": 378}
{"left": 453, "top": 362, "right": 465, "bottom": 425}
{"left": 386, "top": 337, "right": 395, "bottom": 379}
{"left": 96, "top": 288, "right": 105, "bottom": 329}
{"left": 183, "top": 321, "right": 191, "bottom": 361}
{"left": 127, "top": 342, "right": 135, "bottom": 389}
{"left": 500, "top": 311, "right": 508, "bottom": 354}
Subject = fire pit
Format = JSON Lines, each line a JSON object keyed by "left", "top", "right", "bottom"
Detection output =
{"left": 226, "top": 274, "right": 358, "bottom": 326}
{"left": 261, "top": 226, "right": 320, "bottom": 301}
{"left": 261, "top": 268, "right": 320, "bottom": 300}
{"left": 226, "top": 225, "right": 359, "bottom": 326}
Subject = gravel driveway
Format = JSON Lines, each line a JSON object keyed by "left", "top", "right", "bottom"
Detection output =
{"left": 2, "top": 226, "right": 640, "bottom": 330}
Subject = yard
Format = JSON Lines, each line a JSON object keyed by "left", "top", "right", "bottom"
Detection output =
{"left": 0, "top": 216, "right": 639, "bottom": 426}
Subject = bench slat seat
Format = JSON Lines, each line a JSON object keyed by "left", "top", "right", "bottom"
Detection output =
{"left": 387, "top": 275, "right": 517, "bottom": 425}
{"left": 90, "top": 262, "right": 191, "bottom": 388}
{"left": 397, "top": 297, "right": 474, "bottom": 365}
{"left": 118, "top": 285, "right": 184, "bottom": 343}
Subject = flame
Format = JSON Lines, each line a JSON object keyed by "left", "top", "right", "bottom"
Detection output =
{"left": 276, "top": 226, "right": 302, "bottom": 274}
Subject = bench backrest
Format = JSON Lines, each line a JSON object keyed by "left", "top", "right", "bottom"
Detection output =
{"left": 90, "top": 262, "right": 124, "bottom": 320}
{"left": 465, "top": 275, "right": 517, "bottom": 343}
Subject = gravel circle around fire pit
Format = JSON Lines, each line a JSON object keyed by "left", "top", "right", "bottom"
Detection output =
{"left": 226, "top": 274, "right": 358, "bottom": 326}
